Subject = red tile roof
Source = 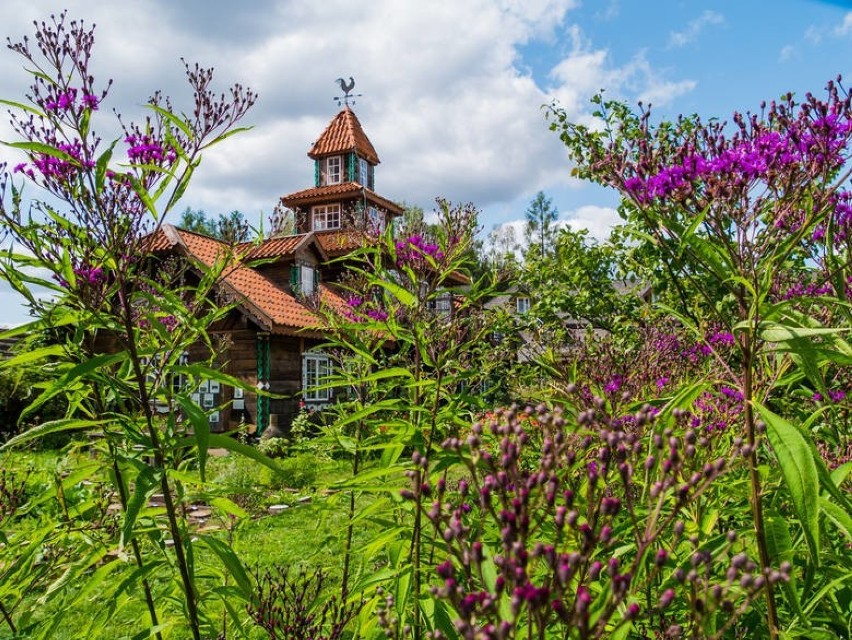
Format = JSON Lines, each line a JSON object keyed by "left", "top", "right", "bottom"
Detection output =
{"left": 316, "top": 230, "right": 370, "bottom": 256}
{"left": 238, "top": 234, "right": 314, "bottom": 260}
{"left": 280, "top": 182, "right": 404, "bottom": 216}
{"left": 309, "top": 107, "right": 380, "bottom": 165}
{"left": 146, "top": 225, "right": 345, "bottom": 336}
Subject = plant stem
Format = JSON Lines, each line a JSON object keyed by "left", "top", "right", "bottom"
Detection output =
{"left": 119, "top": 283, "right": 203, "bottom": 640}
{"left": 109, "top": 444, "right": 163, "bottom": 640}
{"left": 743, "top": 349, "right": 780, "bottom": 639}
{"left": 0, "top": 600, "right": 16, "bottom": 635}
{"left": 340, "top": 418, "right": 362, "bottom": 604}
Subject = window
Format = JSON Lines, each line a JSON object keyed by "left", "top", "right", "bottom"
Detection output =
{"left": 326, "top": 156, "right": 342, "bottom": 184}
{"left": 301, "top": 264, "right": 316, "bottom": 296}
{"left": 516, "top": 297, "right": 531, "bottom": 314}
{"left": 433, "top": 293, "right": 453, "bottom": 317}
{"left": 144, "top": 352, "right": 188, "bottom": 413}
{"left": 359, "top": 157, "right": 370, "bottom": 188}
{"left": 312, "top": 204, "right": 341, "bottom": 231}
{"left": 303, "top": 351, "right": 332, "bottom": 402}
{"left": 291, "top": 263, "right": 319, "bottom": 297}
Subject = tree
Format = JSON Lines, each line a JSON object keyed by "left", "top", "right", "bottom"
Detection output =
{"left": 483, "top": 223, "right": 521, "bottom": 277}
{"left": 178, "top": 207, "right": 216, "bottom": 235}
{"left": 523, "top": 190, "right": 559, "bottom": 258}
{"left": 178, "top": 207, "right": 251, "bottom": 243}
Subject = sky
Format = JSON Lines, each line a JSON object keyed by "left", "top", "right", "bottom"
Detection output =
{"left": 2, "top": 0, "right": 852, "bottom": 325}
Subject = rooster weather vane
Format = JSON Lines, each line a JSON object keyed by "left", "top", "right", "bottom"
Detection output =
{"left": 334, "top": 76, "right": 362, "bottom": 107}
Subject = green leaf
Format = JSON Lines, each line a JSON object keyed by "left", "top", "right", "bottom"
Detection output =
{"left": 122, "top": 466, "right": 160, "bottom": 546}
{"left": 181, "top": 433, "right": 285, "bottom": 478}
{"left": 755, "top": 403, "right": 820, "bottom": 565}
{"left": 199, "top": 534, "right": 254, "bottom": 599}
{"left": 0, "top": 344, "right": 65, "bottom": 369}
{"left": 830, "top": 461, "right": 852, "bottom": 488}
{"left": 19, "top": 352, "right": 125, "bottom": 423}
{"left": 819, "top": 497, "right": 852, "bottom": 543}
{"left": 761, "top": 324, "right": 850, "bottom": 342}
{"left": 0, "top": 418, "right": 106, "bottom": 451}
{"left": 176, "top": 393, "right": 210, "bottom": 482}
{"left": 375, "top": 279, "right": 416, "bottom": 307}
{"left": 765, "top": 513, "right": 803, "bottom": 618}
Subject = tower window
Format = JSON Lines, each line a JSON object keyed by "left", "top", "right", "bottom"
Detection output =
{"left": 326, "top": 156, "right": 342, "bottom": 184}
{"left": 359, "top": 157, "right": 370, "bottom": 188}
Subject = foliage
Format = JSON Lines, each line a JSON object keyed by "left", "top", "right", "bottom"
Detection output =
{"left": 178, "top": 206, "right": 253, "bottom": 242}
{"left": 248, "top": 565, "right": 364, "bottom": 639}
{"left": 547, "top": 81, "right": 852, "bottom": 638}
{"left": 0, "top": 13, "right": 260, "bottom": 640}
{"left": 523, "top": 190, "right": 559, "bottom": 259}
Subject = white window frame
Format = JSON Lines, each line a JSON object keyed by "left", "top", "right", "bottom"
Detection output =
{"left": 434, "top": 293, "right": 452, "bottom": 316}
{"left": 359, "top": 157, "right": 370, "bottom": 187}
{"left": 326, "top": 156, "right": 342, "bottom": 184}
{"left": 312, "top": 204, "right": 341, "bottom": 231}
{"left": 302, "top": 351, "right": 332, "bottom": 402}
{"left": 516, "top": 297, "right": 531, "bottom": 314}
{"left": 301, "top": 264, "right": 316, "bottom": 296}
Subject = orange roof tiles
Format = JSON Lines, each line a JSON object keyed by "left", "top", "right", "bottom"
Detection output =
{"left": 239, "top": 234, "right": 311, "bottom": 260}
{"left": 316, "top": 230, "right": 370, "bottom": 256}
{"left": 149, "top": 225, "right": 345, "bottom": 336}
{"left": 280, "top": 182, "right": 404, "bottom": 216}
{"left": 309, "top": 107, "right": 379, "bottom": 165}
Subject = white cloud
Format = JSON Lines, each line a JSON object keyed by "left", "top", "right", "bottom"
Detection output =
{"left": 835, "top": 12, "right": 852, "bottom": 36}
{"left": 0, "top": 0, "right": 688, "bottom": 240}
{"left": 779, "top": 44, "right": 796, "bottom": 62}
{"left": 563, "top": 204, "right": 621, "bottom": 242}
{"left": 668, "top": 10, "right": 724, "bottom": 48}
{"left": 483, "top": 203, "right": 621, "bottom": 256}
{"left": 547, "top": 32, "right": 696, "bottom": 113}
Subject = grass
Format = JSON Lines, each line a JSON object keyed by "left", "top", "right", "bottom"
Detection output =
{"left": 0, "top": 442, "right": 389, "bottom": 639}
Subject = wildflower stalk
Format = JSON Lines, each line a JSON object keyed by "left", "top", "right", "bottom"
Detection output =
{"left": 118, "top": 281, "right": 202, "bottom": 640}
{"left": 0, "top": 601, "right": 15, "bottom": 635}
{"left": 742, "top": 343, "right": 780, "bottom": 638}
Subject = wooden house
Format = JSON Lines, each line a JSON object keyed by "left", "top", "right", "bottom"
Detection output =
{"left": 147, "top": 106, "right": 403, "bottom": 435}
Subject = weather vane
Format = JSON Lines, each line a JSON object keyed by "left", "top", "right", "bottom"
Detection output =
{"left": 334, "top": 77, "right": 362, "bottom": 107}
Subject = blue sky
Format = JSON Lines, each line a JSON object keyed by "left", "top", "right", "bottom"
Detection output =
{"left": 2, "top": 0, "right": 852, "bottom": 325}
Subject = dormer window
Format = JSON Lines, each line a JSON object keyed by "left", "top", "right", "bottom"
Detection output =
{"left": 290, "top": 263, "right": 318, "bottom": 297}
{"left": 326, "top": 155, "right": 342, "bottom": 184}
{"left": 312, "top": 204, "right": 341, "bottom": 231}
{"left": 359, "top": 157, "right": 370, "bottom": 188}
{"left": 516, "top": 297, "right": 531, "bottom": 314}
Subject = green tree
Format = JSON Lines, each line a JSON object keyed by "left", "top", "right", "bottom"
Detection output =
{"left": 521, "top": 225, "right": 647, "bottom": 335}
{"left": 178, "top": 207, "right": 216, "bottom": 235}
{"left": 178, "top": 207, "right": 251, "bottom": 243}
{"left": 523, "top": 190, "right": 559, "bottom": 258}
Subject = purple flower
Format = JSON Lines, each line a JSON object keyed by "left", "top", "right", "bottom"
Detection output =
{"left": 829, "top": 389, "right": 846, "bottom": 402}
{"left": 81, "top": 93, "right": 99, "bottom": 110}
{"left": 708, "top": 331, "right": 735, "bottom": 347}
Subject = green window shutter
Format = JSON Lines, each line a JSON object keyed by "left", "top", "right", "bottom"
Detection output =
{"left": 290, "top": 265, "right": 300, "bottom": 293}
{"left": 313, "top": 267, "right": 320, "bottom": 294}
{"left": 314, "top": 160, "right": 320, "bottom": 187}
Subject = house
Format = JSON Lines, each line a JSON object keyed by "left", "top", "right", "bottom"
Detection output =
{"left": 146, "top": 106, "right": 403, "bottom": 435}
{"left": 484, "top": 280, "right": 653, "bottom": 362}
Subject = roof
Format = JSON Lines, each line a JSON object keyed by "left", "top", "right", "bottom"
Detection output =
{"left": 146, "top": 225, "right": 345, "bottom": 336}
{"left": 316, "top": 230, "right": 369, "bottom": 257}
{"left": 280, "top": 182, "right": 404, "bottom": 216}
{"left": 309, "top": 107, "right": 380, "bottom": 165}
